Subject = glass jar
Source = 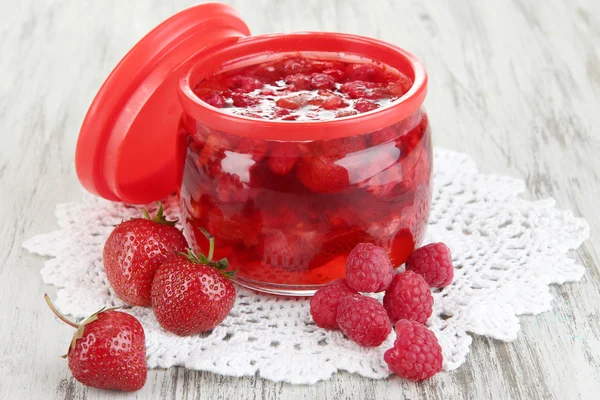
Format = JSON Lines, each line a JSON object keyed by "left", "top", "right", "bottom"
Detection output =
{"left": 75, "top": 4, "right": 431, "bottom": 296}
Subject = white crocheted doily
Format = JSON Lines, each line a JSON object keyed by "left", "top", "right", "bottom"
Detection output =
{"left": 24, "top": 148, "right": 589, "bottom": 384}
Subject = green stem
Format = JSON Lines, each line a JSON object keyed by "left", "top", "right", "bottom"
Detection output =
{"left": 200, "top": 228, "right": 215, "bottom": 261}
{"left": 44, "top": 294, "right": 79, "bottom": 329}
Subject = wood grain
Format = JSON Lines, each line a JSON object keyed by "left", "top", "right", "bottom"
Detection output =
{"left": 1, "top": 0, "right": 599, "bottom": 399}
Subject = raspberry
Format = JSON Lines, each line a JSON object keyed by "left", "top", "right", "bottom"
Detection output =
{"left": 309, "top": 279, "right": 358, "bottom": 329}
{"left": 384, "top": 320, "right": 443, "bottom": 381}
{"left": 405, "top": 243, "right": 454, "bottom": 288}
{"left": 336, "top": 295, "right": 392, "bottom": 347}
{"left": 227, "top": 75, "right": 263, "bottom": 92}
{"left": 231, "top": 93, "right": 260, "bottom": 108}
{"left": 285, "top": 74, "right": 311, "bottom": 90}
{"left": 354, "top": 99, "right": 380, "bottom": 113}
{"left": 203, "top": 94, "right": 226, "bottom": 108}
{"left": 383, "top": 271, "right": 433, "bottom": 324}
{"left": 346, "top": 63, "right": 386, "bottom": 82}
{"left": 346, "top": 243, "right": 394, "bottom": 293}
{"left": 310, "top": 73, "right": 335, "bottom": 89}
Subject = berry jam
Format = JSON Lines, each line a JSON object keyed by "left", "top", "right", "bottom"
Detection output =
{"left": 180, "top": 54, "right": 432, "bottom": 290}
{"left": 193, "top": 55, "right": 412, "bottom": 121}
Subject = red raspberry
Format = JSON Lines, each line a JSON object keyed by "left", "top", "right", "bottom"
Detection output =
{"left": 310, "top": 73, "right": 335, "bottom": 89}
{"left": 346, "top": 243, "right": 394, "bottom": 293}
{"left": 231, "top": 93, "right": 260, "bottom": 108}
{"left": 346, "top": 63, "right": 386, "bottom": 82}
{"left": 354, "top": 99, "right": 380, "bottom": 113}
{"left": 336, "top": 295, "right": 392, "bottom": 347}
{"left": 384, "top": 320, "right": 443, "bottom": 381}
{"left": 309, "top": 279, "right": 358, "bottom": 329}
{"left": 203, "top": 94, "right": 226, "bottom": 108}
{"left": 383, "top": 271, "right": 433, "bottom": 324}
{"left": 406, "top": 243, "right": 454, "bottom": 288}
{"left": 227, "top": 75, "right": 263, "bottom": 92}
{"left": 285, "top": 74, "right": 311, "bottom": 90}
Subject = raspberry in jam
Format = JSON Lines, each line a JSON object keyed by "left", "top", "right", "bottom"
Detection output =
{"left": 193, "top": 55, "right": 412, "bottom": 121}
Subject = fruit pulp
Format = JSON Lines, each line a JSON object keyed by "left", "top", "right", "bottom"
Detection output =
{"left": 193, "top": 55, "right": 412, "bottom": 121}
{"left": 180, "top": 54, "right": 432, "bottom": 293}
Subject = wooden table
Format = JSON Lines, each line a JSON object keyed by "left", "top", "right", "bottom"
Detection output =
{"left": 1, "top": 1, "right": 599, "bottom": 399}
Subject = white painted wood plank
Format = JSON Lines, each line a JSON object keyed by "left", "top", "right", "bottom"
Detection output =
{"left": 1, "top": 0, "right": 599, "bottom": 399}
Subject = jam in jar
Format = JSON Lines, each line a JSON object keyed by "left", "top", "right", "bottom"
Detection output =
{"left": 75, "top": 4, "right": 431, "bottom": 295}
{"left": 178, "top": 47, "right": 431, "bottom": 295}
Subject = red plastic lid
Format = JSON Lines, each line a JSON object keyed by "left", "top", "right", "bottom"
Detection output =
{"left": 75, "top": 3, "right": 250, "bottom": 204}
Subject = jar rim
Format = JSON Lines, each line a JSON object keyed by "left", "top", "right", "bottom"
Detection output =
{"left": 178, "top": 32, "right": 428, "bottom": 141}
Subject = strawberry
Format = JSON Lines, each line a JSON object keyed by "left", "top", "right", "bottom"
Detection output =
{"left": 370, "top": 125, "right": 400, "bottom": 146}
{"left": 309, "top": 226, "right": 375, "bottom": 268}
{"left": 236, "top": 137, "right": 269, "bottom": 162}
{"left": 44, "top": 294, "right": 147, "bottom": 392}
{"left": 151, "top": 230, "right": 236, "bottom": 336}
{"left": 260, "top": 229, "right": 320, "bottom": 272}
{"left": 276, "top": 94, "right": 309, "bottom": 109}
{"left": 268, "top": 142, "right": 300, "bottom": 175}
{"left": 296, "top": 156, "right": 350, "bottom": 193}
{"left": 214, "top": 172, "right": 251, "bottom": 203}
{"left": 387, "top": 74, "right": 413, "bottom": 97}
{"left": 103, "top": 203, "right": 188, "bottom": 307}
{"left": 314, "top": 135, "right": 368, "bottom": 158}
{"left": 198, "top": 134, "right": 226, "bottom": 178}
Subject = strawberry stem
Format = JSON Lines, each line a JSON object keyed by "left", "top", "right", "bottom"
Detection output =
{"left": 141, "top": 202, "right": 178, "bottom": 226}
{"left": 200, "top": 228, "right": 215, "bottom": 261}
{"left": 44, "top": 294, "right": 79, "bottom": 329}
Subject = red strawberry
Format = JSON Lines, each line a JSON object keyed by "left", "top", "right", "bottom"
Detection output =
{"left": 214, "top": 172, "right": 251, "bottom": 203}
{"left": 314, "top": 135, "right": 368, "bottom": 158}
{"left": 103, "top": 203, "right": 188, "bottom": 307}
{"left": 151, "top": 230, "right": 236, "bottom": 336}
{"left": 276, "top": 94, "right": 309, "bottom": 109}
{"left": 198, "top": 134, "right": 226, "bottom": 178}
{"left": 236, "top": 137, "right": 269, "bottom": 162}
{"left": 296, "top": 156, "right": 350, "bottom": 193}
{"left": 260, "top": 229, "right": 320, "bottom": 272}
{"left": 387, "top": 74, "right": 413, "bottom": 97}
{"left": 268, "top": 142, "right": 300, "bottom": 175}
{"left": 309, "top": 226, "right": 375, "bottom": 268}
{"left": 322, "top": 94, "right": 346, "bottom": 110}
{"left": 370, "top": 125, "right": 400, "bottom": 146}
{"left": 45, "top": 294, "right": 147, "bottom": 392}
